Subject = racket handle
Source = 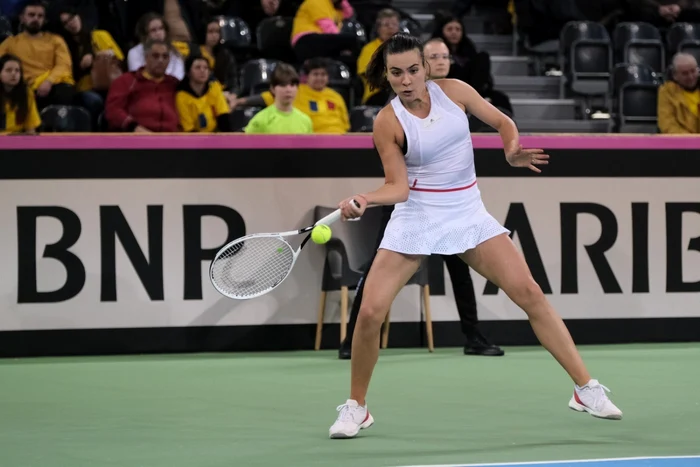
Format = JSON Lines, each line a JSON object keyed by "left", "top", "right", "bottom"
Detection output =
{"left": 315, "top": 199, "right": 361, "bottom": 226}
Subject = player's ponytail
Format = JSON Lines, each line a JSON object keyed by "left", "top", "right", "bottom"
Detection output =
{"left": 365, "top": 32, "right": 425, "bottom": 92}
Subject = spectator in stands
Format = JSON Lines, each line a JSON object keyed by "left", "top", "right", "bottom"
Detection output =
{"left": 236, "top": 58, "right": 350, "bottom": 133}
{"left": 127, "top": 13, "right": 185, "bottom": 80}
{"left": 105, "top": 38, "right": 179, "bottom": 132}
{"left": 199, "top": 17, "right": 237, "bottom": 107}
{"left": 432, "top": 13, "right": 513, "bottom": 114}
{"left": 658, "top": 52, "right": 700, "bottom": 133}
{"left": 0, "top": 54, "right": 41, "bottom": 134}
{"left": 57, "top": 6, "right": 124, "bottom": 130}
{"left": 625, "top": 0, "right": 700, "bottom": 26}
{"left": 291, "top": 0, "right": 359, "bottom": 71}
{"left": 0, "top": 1, "right": 75, "bottom": 110}
{"left": 244, "top": 63, "right": 312, "bottom": 134}
{"left": 176, "top": 54, "right": 231, "bottom": 132}
{"left": 357, "top": 8, "right": 400, "bottom": 106}
{"left": 228, "top": 0, "right": 300, "bottom": 44}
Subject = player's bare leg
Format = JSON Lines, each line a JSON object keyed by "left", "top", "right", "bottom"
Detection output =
{"left": 329, "top": 249, "right": 423, "bottom": 438}
{"left": 460, "top": 233, "right": 622, "bottom": 420}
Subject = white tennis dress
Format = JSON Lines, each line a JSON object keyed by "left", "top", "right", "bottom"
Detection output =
{"left": 378, "top": 80, "right": 510, "bottom": 255}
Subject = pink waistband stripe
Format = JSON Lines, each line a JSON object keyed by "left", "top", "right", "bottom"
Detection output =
{"left": 409, "top": 179, "right": 478, "bottom": 192}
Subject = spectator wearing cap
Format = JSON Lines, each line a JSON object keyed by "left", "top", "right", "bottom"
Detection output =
{"left": 176, "top": 54, "right": 231, "bottom": 132}
{"left": 0, "top": 1, "right": 75, "bottom": 109}
{"left": 105, "top": 38, "right": 179, "bottom": 132}
{"left": 0, "top": 54, "right": 41, "bottom": 134}
{"left": 244, "top": 63, "right": 312, "bottom": 134}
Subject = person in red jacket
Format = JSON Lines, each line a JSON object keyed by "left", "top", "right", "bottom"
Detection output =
{"left": 105, "top": 38, "right": 179, "bottom": 132}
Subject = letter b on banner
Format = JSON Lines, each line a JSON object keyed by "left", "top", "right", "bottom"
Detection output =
{"left": 17, "top": 206, "right": 85, "bottom": 303}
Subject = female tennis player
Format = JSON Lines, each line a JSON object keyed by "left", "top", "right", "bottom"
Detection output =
{"left": 328, "top": 33, "right": 622, "bottom": 439}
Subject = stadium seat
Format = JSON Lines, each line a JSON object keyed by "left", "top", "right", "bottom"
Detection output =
{"left": 613, "top": 22, "right": 665, "bottom": 73}
{"left": 239, "top": 58, "right": 279, "bottom": 96}
{"left": 349, "top": 105, "right": 381, "bottom": 132}
{"left": 39, "top": 105, "right": 91, "bottom": 132}
{"left": 559, "top": 21, "right": 613, "bottom": 97}
{"left": 666, "top": 22, "right": 700, "bottom": 65}
{"left": 230, "top": 106, "right": 262, "bottom": 132}
{"left": 217, "top": 16, "right": 252, "bottom": 49}
{"left": 325, "top": 59, "right": 352, "bottom": 107}
{"left": 609, "top": 63, "right": 660, "bottom": 133}
{"left": 312, "top": 205, "right": 433, "bottom": 351}
{"left": 399, "top": 16, "right": 422, "bottom": 37}
{"left": 256, "top": 16, "right": 295, "bottom": 62}
{"left": 341, "top": 19, "right": 367, "bottom": 45}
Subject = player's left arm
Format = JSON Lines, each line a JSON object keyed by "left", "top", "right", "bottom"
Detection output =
{"left": 436, "top": 79, "right": 549, "bottom": 173}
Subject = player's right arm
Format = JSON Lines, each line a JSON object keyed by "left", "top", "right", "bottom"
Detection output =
{"left": 339, "top": 107, "right": 409, "bottom": 219}
{"left": 362, "top": 107, "right": 410, "bottom": 206}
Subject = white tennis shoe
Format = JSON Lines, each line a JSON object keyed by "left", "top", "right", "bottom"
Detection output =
{"left": 329, "top": 399, "right": 374, "bottom": 439}
{"left": 569, "top": 379, "right": 623, "bottom": 420}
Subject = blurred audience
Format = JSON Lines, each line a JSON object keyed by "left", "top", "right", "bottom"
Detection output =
{"left": 357, "top": 8, "right": 400, "bottom": 106}
{"left": 291, "top": 0, "right": 358, "bottom": 71}
{"left": 658, "top": 52, "right": 700, "bottom": 133}
{"left": 127, "top": 12, "right": 185, "bottom": 80}
{"left": 176, "top": 54, "right": 231, "bottom": 132}
{"left": 0, "top": 54, "right": 40, "bottom": 134}
{"left": 625, "top": 0, "right": 700, "bottom": 27}
{"left": 199, "top": 16, "right": 237, "bottom": 104}
{"left": 244, "top": 62, "right": 313, "bottom": 133}
{"left": 0, "top": 1, "right": 75, "bottom": 109}
{"left": 106, "top": 38, "right": 179, "bottom": 132}
{"left": 228, "top": 0, "right": 300, "bottom": 44}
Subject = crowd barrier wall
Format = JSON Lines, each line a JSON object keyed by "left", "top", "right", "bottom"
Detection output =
{"left": 1, "top": 133, "right": 699, "bottom": 357}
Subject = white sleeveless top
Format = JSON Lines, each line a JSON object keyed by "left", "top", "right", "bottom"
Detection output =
{"left": 390, "top": 80, "right": 476, "bottom": 191}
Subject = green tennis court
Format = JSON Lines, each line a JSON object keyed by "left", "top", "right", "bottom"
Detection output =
{"left": 1, "top": 343, "right": 698, "bottom": 467}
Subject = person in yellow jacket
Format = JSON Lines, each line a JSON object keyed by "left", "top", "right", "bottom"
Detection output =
{"left": 0, "top": 1, "right": 75, "bottom": 110}
{"left": 356, "top": 8, "right": 400, "bottom": 105}
{"left": 237, "top": 58, "right": 350, "bottom": 134}
{"left": 176, "top": 55, "right": 231, "bottom": 132}
{"left": 658, "top": 52, "right": 700, "bottom": 134}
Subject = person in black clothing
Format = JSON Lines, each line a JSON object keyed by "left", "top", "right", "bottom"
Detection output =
{"left": 338, "top": 37, "right": 504, "bottom": 360}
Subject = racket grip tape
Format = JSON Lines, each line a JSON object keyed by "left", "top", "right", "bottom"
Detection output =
{"left": 315, "top": 199, "right": 362, "bottom": 226}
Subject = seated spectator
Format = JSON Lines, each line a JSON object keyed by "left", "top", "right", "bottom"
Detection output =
{"left": 432, "top": 13, "right": 513, "bottom": 114}
{"left": 127, "top": 13, "right": 185, "bottom": 80}
{"left": 0, "top": 1, "right": 75, "bottom": 110}
{"left": 239, "top": 57, "right": 349, "bottom": 133}
{"left": 57, "top": 6, "right": 124, "bottom": 128}
{"left": 105, "top": 39, "right": 179, "bottom": 132}
{"left": 228, "top": 0, "right": 300, "bottom": 44}
{"left": 625, "top": 0, "right": 700, "bottom": 27}
{"left": 244, "top": 63, "right": 312, "bottom": 134}
{"left": 291, "top": 0, "right": 359, "bottom": 71}
{"left": 658, "top": 52, "right": 700, "bottom": 133}
{"left": 357, "top": 8, "right": 400, "bottom": 106}
{"left": 199, "top": 17, "right": 237, "bottom": 107}
{"left": 0, "top": 54, "right": 40, "bottom": 134}
{"left": 176, "top": 54, "right": 231, "bottom": 132}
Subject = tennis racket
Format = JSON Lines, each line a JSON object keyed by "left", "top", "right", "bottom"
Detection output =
{"left": 209, "top": 200, "right": 361, "bottom": 300}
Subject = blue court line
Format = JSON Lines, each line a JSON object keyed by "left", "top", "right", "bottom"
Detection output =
{"left": 395, "top": 455, "right": 700, "bottom": 467}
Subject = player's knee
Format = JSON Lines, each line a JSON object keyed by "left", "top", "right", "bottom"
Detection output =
{"left": 507, "top": 277, "right": 544, "bottom": 311}
{"left": 358, "top": 302, "right": 386, "bottom": 328}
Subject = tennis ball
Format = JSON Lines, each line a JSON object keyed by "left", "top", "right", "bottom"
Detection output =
{"left": 311, "top": 225, "right": 332, "bottom": 244}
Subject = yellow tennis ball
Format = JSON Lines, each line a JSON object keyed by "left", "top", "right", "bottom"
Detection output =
{"left": 311, "top": 225, "right": 332, "bottom": 244}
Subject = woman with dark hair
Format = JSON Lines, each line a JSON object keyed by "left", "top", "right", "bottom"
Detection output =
{"left": 198, "top": 17, "right": 237, "bottom": 106}
{"left": 327, "top": 33, "right": 622, "bottom": 439}
{"left": 127, "top": 12, "right": 185, "bottom": 80}
{"left": 0, "top": 54, "right": 41, "bottom": 134}
{"left": 432, "top": 12, "right": 513, "bottom": 116}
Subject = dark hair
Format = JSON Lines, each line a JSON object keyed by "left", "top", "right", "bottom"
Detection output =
{"left": 365, "top": 33, "right": 424, "bottom": 92}
{"left": 22, "top": 0, "right": 46, "bottom": 14}
{"left": 302, "top": 57, "right": 329, "bottom": 75}
{"left": 136, "top": 12, "right": 170, "bottom": 44}
{"left": 144, "top": 38, "right": 170, "bottom": 53}
{"left": 0, "top": 55, "right": 29, "bottom": 126}
{"left": 203, "top": 17, "right": 237, "bottom": 91}
{"left": 271, "top": 63, "right": 299, "bottom": 88}
{"left": 57, "top": 7, "right": 94, "bottom": 82}
{"left": 184, "top": 53, "right": 209, "bottom": 78}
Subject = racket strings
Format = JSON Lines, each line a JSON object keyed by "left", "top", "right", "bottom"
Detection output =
{"left": 211, "top": 236, "right": 295, "bottom": 298}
